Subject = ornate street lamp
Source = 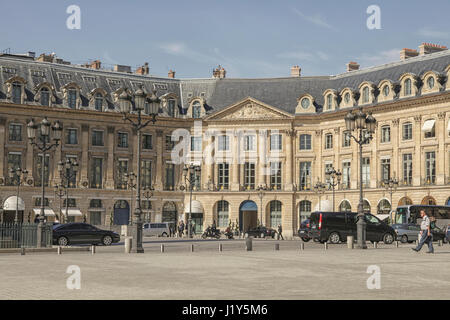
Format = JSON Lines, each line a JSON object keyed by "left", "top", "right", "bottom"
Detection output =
{"left": 123, "top": 172, "right": 137, "bottom": 226}
{"left": 256, "top": 184, "right": 267, "bottom": 227}
{"left": 382, "top": 176, "right": 398, "bottom": 215}
{"left": 344, "top": 107, "right": 377, "bottom": 249}
{"left": 325, "top": 167, "right": 341, "bottom": 212}
{"left": 182, "top": 164, "right": 201, "bottom": 238}
{"left": 27, "top": 117, "right": 62, "bottom": 247}
{"left": 118, "top": 87, "right": 160, "bottom": 253}
{"left": 9, "top": 167, "right": 28, "bottom": 223}
{"left": 313, "top": 179, "right": 327, "bottom": 211}
{"left": 142, "top": 186, "right": 154, "bottom": 223}
{"left": 54, "top": 184, "right": 66, "bottom": 223}
{"left": 58, "top": 158, "right": 79, "bottom": 223}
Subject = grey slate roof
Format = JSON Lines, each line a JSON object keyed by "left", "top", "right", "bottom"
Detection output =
{"left": 1, "top": 49, "right": 449, "bottom": 116}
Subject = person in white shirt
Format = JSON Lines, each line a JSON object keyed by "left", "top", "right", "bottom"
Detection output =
{"left": 412, "top": 210, "right": 434, "bottom": 253}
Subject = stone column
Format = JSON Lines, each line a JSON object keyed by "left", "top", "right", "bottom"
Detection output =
{"left": 52, "top": 142, "right": 62, "bottom": 186}
{"left": 257, "top": 130, "right": 267, "bottom": 186}
{"left": 204, "top": 131, "right": 214, "bottom": 189}
{"left": 105, "top": 126, "right": 115, "bottom": 189}
{"left": 155, "top": 130, "right": 164, "bottom": 190}
{"left": 437, "top": 112, "right": 446, "bottom": 185}
{"left": 231, "top": 130, "right": 240, "bottom": 191}
{"left": 80, "top": 124, "right": 89, "bottom": 186}
{"left": 284, "top": 129, "right": 294, "bottom": 191}
{"left": 0, "top": 118, "right": 6, "bottom": 183}
{"left": 314, "top": 130, "right": 322, "bottom": 182}
{"left": 413, "top": 115, "right": 422, "bottom": 186}
{"left": 392, "top": 119, "right": 400, "bottom": 180}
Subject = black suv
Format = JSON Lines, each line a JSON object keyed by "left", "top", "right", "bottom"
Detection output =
{"left": 309, "top": 211, "right": 396, "bottom": 244}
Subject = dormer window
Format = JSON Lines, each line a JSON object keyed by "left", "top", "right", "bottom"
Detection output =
{"left": 94, "top": 93, "right": 103, "bottom": 111}
{"left": 404, "top": 78, "right": 412, "bottom": 96}
{"left": 427, "top": 76, "right": 435, "bottom": 90}
{"left": 40, "top": 87, "right": 50, "bottom": 106}
{"left": 300, "top": 97, "right": 310, "bottom": 109}
{"left": 192, "top": 101, "right": 202, "bottom": 118}
{"left": 362, "top": 87, "right": 370, "bottom": 104}
{"left": 344, "top": 92, "right": 350, "bottom": 104}
{"left": 326, "top": 94, "right": 332, "bottom": 110}
{"left": 382, "top": 84, "right": 390, "bottom": 97}
{"left": 12, "top": 82, "right": 22, "bottom": 104}
{"left": 168, "top": 99, "right": 176, "bottom": 117}
{"left": 68, "top": 89, "right": 77, "bottom": 109}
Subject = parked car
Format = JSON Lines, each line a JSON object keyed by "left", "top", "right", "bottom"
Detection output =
{"left": 245, "top": 226, "right": 276, "bottom": 239}
{"left": 142, "top": 222, "right": 170, "bottom": 237}
{"left": 309, "top": 211, "right": 396, "bottom": 244}
{"left": 53, "top": 223, "right": 120, "bottom": 246}
{"left": 393, "top": 223, "right": 448, "bottom": 243}
{"left": 446, "top": 225, "right": 450, "bottom": 243}
{"left": 298, "top": 218, "right": 311, "bottom": 242}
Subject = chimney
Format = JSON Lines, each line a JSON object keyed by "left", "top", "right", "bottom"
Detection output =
{"left": 90, "top": 60, "right": 101, "bottom": 70}
{"left": 213, "top": 65, "right": 226, "bottom": 79}
{"left": 37, "top": 53, "right": 54, "bottom": 63}
{"left": 400, "top": 48, "right": 419, "bottom": 60}
{"left": 346, "top": 61, "right": 360, "bottom": 72}
{"left": 114, "top": 64, "right": 132, "bottom": 73}
{"left": 168, "top": 69, "right": 176, "bottom": 78}
{"left": 135, "top": 62, "right": 149, "bottom": 75}
{"left": 418, "top": 43, "right": 448, "bottom": 56}
{"left": 290, "top": 65, "right": 301, "bottom": 77}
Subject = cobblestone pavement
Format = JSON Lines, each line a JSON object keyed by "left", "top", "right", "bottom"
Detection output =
{"left": 1, "top": 239, "right": 449, "bottom": 300}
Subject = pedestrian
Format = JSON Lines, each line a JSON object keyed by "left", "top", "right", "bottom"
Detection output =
{"left": 169, "top": 224, "right": 173, "bottom": 237}
{"left": 412, "top": 210, "right": 434, "bottom": 253}
{"left": 34, "top": 214, "right": 40, "bottom": 224}
{"left": 278, "top": 224, "right": 284, "bottom": 240}
{"left": 212, "top": 220, "right": 217, "bottom": 233}
{"left": 179, "top": 221, "right": 185, "bottom": 237}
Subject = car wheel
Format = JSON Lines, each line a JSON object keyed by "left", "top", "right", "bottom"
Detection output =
{"left": 400, "top": 235, "right": 408, "bottom": 243}
{"left": 328, "top": 232, "right": 340, "bottom": 244}
{"left": 383, "top": 233, "right": 394, "bottom": 245}
{"left": 58, "top": 236, "right": 69, "bottom": 246}
{"left": 301, "top": 237, "right": 310, "bottom": 242}
{"left": 102, "top": 235, "right": 113, "bottom": 246}
{"left": 161, "top": 232, "right": 168, "bottom": 237}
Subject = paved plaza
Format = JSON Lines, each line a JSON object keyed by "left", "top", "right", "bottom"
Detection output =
{"left": 1, "top": 239, "right": 449, "bottom": 300}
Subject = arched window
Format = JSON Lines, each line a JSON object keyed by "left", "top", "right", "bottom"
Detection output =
{"left": 421, "top": 196, "right": 436, "bottom": 206}
{"left": 94, "top": 93, "right": 103, "bottom": 111}
{"left": 362, "top": 86, "right": 370, "bottom": 103}
{"left": 12, "top": 82, "right": 22, "bottom": 104}
{"left": 269, "top": 200, "right": 282, "bottom": 228}
{"left": 377, "top": 199, "right": 391, "bottom": 214}
{"left": 217, "top": 200, "right": 229, "bottom": 228}
{"left": 344, "top": 92, "right": 350, "bottom": 104}
{"left": 398, "top": 197, "right": 413, "bottom": 206}
{"left": 427, "top": 76, "right": 435, "bottom": 90}
{"left": 404, "top": 78, "right": 412, "bottom": 96}
{"left": 339, "top": 200, "right": 352, "bottom": 212}
{"left": 382, "top": 85, "right": 390, "bottom": 97}
{"left": 299, "top": 200, "right": 311, "bottom": 221}
{"left": 363, "top": 199, "right": 371, "bottom": 213}
{"left": 326, "top": 94, "right": 332, "bottom": 110}
{"left": 192, "top": 101, "right": 201, "bottom": 118}
{"left": 40, "top": 87, "right": 50, "bottom": 106}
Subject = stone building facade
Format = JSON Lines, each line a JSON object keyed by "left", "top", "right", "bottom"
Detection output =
{"left": 0, "top": 44, "right": 449, "bottom": 237}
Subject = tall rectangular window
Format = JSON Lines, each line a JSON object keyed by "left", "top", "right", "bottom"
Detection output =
{"left": 270, "top": 134, "right": 282, "bottom": 151}
{"left": 325, "top": 163, "right": 333, "bottom": 182}
{"left": 117, "top": 132, "right": 128, "bottom": 148}
{"left": 299, "top": 134, "right": 311, "bottom": 150}
{"left": 217, "top": 201, "right": 229, "bottom": 228}
{"left": 403, "top": 122, "right": 412, "bottom": 140}
{"left": 9, "top": 123, "right": 22, "bottom": 141}
{"left": 116, "top": 160, "right": 128, "bottom": 189}
{"left": 342, "top": 131, "right": 351, "bottom": 147}
{"left": 94, "top": 95, "right": 103, "bottom": 111}
{"left": 244, "top": 162, "right": 255, "bottom": 190}
{"left": 36, "top": 154, "right": 50, "bottom": 187}
{"left": 425, "top": 151, "right": 436, "bottom": 184}
{"left": 12, "top": 83, "right": 21, "bottom": 104}
{"left": 191, "top": 136, "right": 202, "bottom": 152}
{"left": 342, "top": 161, "right": 351, "bottom": 189}
{"left": 270, "top": 162, "right": 282, "bottom": 190}
{"left": 90, "top": 158, "right": 103, "bottom": 189}
{"left": 218, "top": 163, "right": 229, "bottom": 190}
{"left": 141, "top": 160, "right": 152, "bottom": 189}
{"left": 40, "top": 88, "right": 50, "bottom": 106}
{"left": 325, "top": 133, "right": 333, "bottom": 149}
{"left": 299, "top": 161, "right": 311, "bottom": 190}
{"left": 142, "top": 134, "right": 153, "bottom": 150}
{"left": 362, "top": 157, "right": 370, "bottom": 187}
{"left": 381, "top": 126, "right": 391, "bottom": 143}
{"left": 65, "top": 156, "right": 77, "bottom": 188}
{"left": 244, "top": 135, "right": 255, "bottom": 151}
{"left": 218, "top": 135, "right": 229, "bottom": 151}
{"left": 362, "top": 129, "right": 370, "bottom": 144}
{"left": 168, "top": 99, "right": 176, "bottom": 117}
{"left": 7, "top": 153, "right": 22, "bottom": 185}
{"left": 192, "top": 104, "right": 201, "bottom": 118}
{"left": 92, "top": 130, "right": 104, "bottom": 146}
{"left": 381, "top": 158, "right": 391, "bottom": 182}
{"left": 68, "top": 89, "right": 77, "bottom": 109}
{"left": 65, "top": 129, "right": 78, "bottom": 145}
{"left": 403, "top": 154, "right": 413, "bottom": 185}
{"left": 165, "top": 135, "right": 175, "bottom": 151}
{"left": 164, "top": 163, "right": 175, "bottom": 190}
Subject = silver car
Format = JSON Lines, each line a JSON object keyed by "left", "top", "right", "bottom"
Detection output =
{"left": 392, "top": 223, "right": 420, "bottom": 243}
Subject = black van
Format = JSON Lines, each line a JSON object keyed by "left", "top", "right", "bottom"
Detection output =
{"left": 309, "top": 211, "right": 396, "bottom": 244}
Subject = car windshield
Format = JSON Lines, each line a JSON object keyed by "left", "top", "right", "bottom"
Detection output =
{"left": 365, "top": 214, "right": 380, "bottom": 224}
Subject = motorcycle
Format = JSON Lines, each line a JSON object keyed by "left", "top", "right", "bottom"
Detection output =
{"left": 224, "top": 227, "right": 234, "bottom": 239}
{"left": 201, "top": 227, "right": 221, "bottom": 239}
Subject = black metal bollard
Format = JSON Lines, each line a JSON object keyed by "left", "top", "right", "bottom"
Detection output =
{"left": 324, "top": 242, "right": 328, "bottom": 250}
{"left": 275, "top": 243, "right": 280, "bottom": 250}
{"left": 245, "top": 237, "right": 253, "bottom": 251}
{"left": 300, "top": 242, "right": 304, "bottom": 251}
{"left": 20, "top": 247, "right": 25, "bottom": 255}
{"left": 190, "top": 244, "right": 194, "bottom": 252}
{"left": 161, "top": 244, "right": 165, "bottom": 253}
{"left": 91, "top": 245, "right": 96, "bottom": 255}
{"left": 219, "top": 243, "right": 223, "bottom": 252}
{"left": 57, "top": 246, "right": 62, "bottom": 255}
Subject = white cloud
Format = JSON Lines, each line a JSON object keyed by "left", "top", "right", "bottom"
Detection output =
{"left": 277, "top": 50, "right": 329, "bottom": 62}
{"left": 417, "top": 27, "right": 450, "bottom": 39}
{"left": 293, "top": 8, "right": 335, "bottom": 30}
{"left": 357, "top": 48, "right": 400, "bottom": 68}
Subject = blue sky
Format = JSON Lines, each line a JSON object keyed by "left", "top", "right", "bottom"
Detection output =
{"left": 1, "top": 0, "right": 450, "bottom": 78}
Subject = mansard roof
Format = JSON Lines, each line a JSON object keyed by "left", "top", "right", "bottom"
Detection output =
{"left": 1, "top": 49, "right": 449, "bottom": 115}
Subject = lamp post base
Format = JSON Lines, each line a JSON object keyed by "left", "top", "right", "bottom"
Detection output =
{"left": 127, "top": 224, "right": 145, "bottom": 253}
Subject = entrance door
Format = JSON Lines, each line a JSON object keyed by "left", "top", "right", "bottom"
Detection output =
{"left": 191, "top": 213, "right": 203, "bottom": 234}
{"left": 113, "top": 200, "right": 130, "bottom": 225}
{"left": 162, "top": 202, "right": 178, "bottom": 230}
{"left": 239, "top": 201, "right": 258, "bottom": 232}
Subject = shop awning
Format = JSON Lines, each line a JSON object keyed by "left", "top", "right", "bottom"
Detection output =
{"left": 421, "top": 119, "right": 436, "bottom": 132}
{"left": 376, "top": 214, "right": 390, "bottom": 222}
{"left": 33, "top": 208, "right": 55, "bottom": 216}
{"left": 184, "top": 200, "right": 203, "bottom": 213}
{"left": 67, "top": 209, "right": 83, "bottom": 216}
{"left": 3, "top": 196, "right": 25, "bottom": 211}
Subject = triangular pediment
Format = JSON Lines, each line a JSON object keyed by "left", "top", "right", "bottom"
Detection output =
{"left": 205, "top": 97, "right": 294, "bottom": 121}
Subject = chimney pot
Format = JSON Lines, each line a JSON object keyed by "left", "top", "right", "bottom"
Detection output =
{"left": 168, "top": 69, "right": 176, "bottom": 78}
{"left": 418, "top": 43, "right": 448, "bottom": 56}
{"left": 346, "top": 61, "right": 360, "bottom": 72}
{"left": 290, "top": 65, "right": 301, "bottom": 77}
{"left": 400, "top": 48, "right": 419, "bottom": 60}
